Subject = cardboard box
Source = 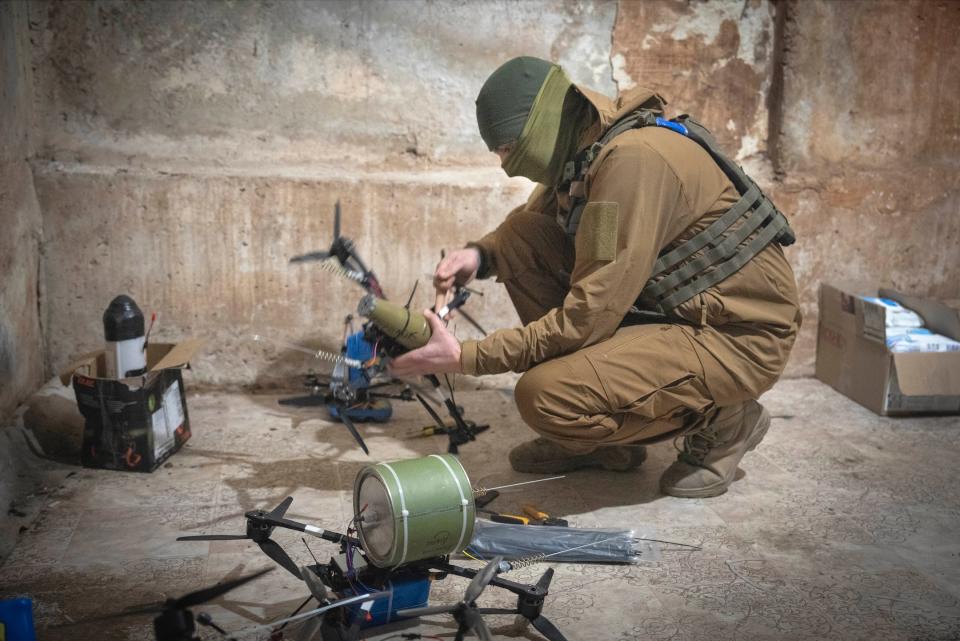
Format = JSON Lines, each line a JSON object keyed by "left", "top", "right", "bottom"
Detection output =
{"left": 60, "top": 340, "right": 203, "bottom": 472}
{"left": 816, "top": 283, "right": 960, "bottom": 415}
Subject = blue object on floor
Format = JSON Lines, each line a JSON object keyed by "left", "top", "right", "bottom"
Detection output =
{"left": 0, "top": 598, "right": 37, "bottom": 641}
{"left": 328, "top": 399, "right": 393, "bottom": 423}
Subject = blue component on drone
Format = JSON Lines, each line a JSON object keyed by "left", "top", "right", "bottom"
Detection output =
{"left": 328, "top": 400, "right": 393, "bottom": 423}
{"left": 343, "top": 576, "right": 431, "bottom": 628}
{"left": 327, "top": 330, "right": 393, "bottom": 423}
{"left": 345, "top": 330, "right": 375, "bottom": 387}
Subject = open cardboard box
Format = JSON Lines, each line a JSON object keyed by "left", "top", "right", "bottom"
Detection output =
{"left": 60, "top": 339, "right": 204, "bottom": 472}
{"left": 816, "top": 283, "right": 960, "bottom": 415}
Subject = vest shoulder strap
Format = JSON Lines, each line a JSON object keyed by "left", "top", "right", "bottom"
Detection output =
{"left": 560, "top": 109, "right": 797, "bottom": 317}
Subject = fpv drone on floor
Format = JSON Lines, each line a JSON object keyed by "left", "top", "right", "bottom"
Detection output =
{"left": 282, "top": 201, "right": 489, "bottom": 455}
{"left": 177, "top": 495, "right": 569, "bottom": 641}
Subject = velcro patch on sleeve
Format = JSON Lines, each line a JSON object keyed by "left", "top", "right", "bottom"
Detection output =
{"left": 578, "top": 201, "right": 619, "bottom": 262}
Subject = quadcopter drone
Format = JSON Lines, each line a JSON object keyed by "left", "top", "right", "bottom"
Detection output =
{"left": 280, "top": 201, "right": 489, "bottom": 456}
{"left": 177, "top": 495, "right": 569, "bottom": 641}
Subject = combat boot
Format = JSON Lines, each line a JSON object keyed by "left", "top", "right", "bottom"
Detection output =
{"left": 509, "top": 437, "right": 647, "bottom": 474}
{"left": 660, "top": 400, "right": 770, "bottom": 498}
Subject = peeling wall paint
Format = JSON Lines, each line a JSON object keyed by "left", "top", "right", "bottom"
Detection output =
{"left": 14, "top": 0, "right": 960, "bottom": 392}
{"left": 770, "top": 0, "right": 960, "bottom": 374}
{"left": 28, "top": 0, "right": 617, "bottom": 387}
{"left": 611, "top": 0, "right": 775, "bottom": 170}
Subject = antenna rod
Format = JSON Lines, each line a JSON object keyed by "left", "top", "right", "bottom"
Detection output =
{"left": 478, "top": 476, "right": 566, "bottom": 493}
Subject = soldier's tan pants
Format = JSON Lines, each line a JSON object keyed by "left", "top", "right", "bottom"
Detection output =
{"left": 496, "top": 211, "right": 800, "bottom": 454}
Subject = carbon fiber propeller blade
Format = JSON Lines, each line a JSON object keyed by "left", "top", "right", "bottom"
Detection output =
{"left": 334, "top": 200, "right": 341, "bottom": 240}
{"left": 289, "top": 251, "right": 330, "bottom": 263}
{"left": 464, "top": 608, "right": 493, "bottom": 641}
{"left": 339, "top": 410, "right": 370, "bottom": 455}
{"left": 301, "top": 567, "right": 329, "bottom": 601}
{"left": 464, "top": 556, "right": 501, "bottom": 604}
{"left": 476, "top": 608, "right": 516, "bottom": 615}
{"left": 176, "top": 534, "right": 247, "bottom": 541}
{"left": 535, "top": 567, "right": 555, "bottom": 592}
{"left": 269, "top": 496, "right": 293, "bottom": 520}
{"left": 397, "top": 604, "right": 456, "bottom": 618}
{"left": 531, "top": 615, "right": 568, "bottom": 641}
{"left": 258, "top": 538, "right": 302, "bottom": 579}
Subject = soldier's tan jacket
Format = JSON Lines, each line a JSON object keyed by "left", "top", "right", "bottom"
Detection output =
{"left": 461, "top": 86, "right": 801, "bottom": 404}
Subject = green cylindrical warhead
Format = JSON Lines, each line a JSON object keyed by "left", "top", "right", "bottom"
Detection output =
{"left": 354, "top": 454, "right": 476, "bottom": 568}
{"left": 357, "top": 295, "right": 431, "bottom": 350}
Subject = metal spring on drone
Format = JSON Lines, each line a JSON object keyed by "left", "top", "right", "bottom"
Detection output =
{"left": 507, "top": 553, "right": 547, "bottom": 570}
{"left": 314, "top": 350, "right": 353, "bottom": 366}
{"left": 318, "top": 258, "right": 365, "bottom": 284}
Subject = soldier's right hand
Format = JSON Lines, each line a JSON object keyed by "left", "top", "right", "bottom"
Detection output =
{"left": 434, "top": 247, "right": 480, "bottom": 311}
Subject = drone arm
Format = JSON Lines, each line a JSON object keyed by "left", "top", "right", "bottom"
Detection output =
{"left": 254, "top": 513, "right": 359, "bottom": 546}
{"left": 428, "top": 560, "right": 533, "bottom": 596}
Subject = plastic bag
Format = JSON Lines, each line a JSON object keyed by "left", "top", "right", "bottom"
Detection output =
{"left": 464, "top": 518, "right": 660, "bottom": 564}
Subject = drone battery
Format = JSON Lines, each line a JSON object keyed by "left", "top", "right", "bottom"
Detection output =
{"left": 59, "top": 340, "right": 203, "bottom": 473}
{"left": 344, "top": 575, "right": 431, "bottom": 628}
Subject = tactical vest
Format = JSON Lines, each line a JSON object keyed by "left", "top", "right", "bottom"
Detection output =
{"left": 559, "top": 110, "right": 795, "bottom": 319}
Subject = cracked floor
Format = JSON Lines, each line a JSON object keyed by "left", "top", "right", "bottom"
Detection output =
{"left": 2, "top": 378, "right": 959, "bottom": 640}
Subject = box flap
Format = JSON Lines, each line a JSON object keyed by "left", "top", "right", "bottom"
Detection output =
{"left": 149, "top": 339, "right": 204, "bottom": 371}
{"left": 819, "top": 282, "right": 869, "bottom": 333}
{"left": 892, "top": 352, "right": 960, "bottom": 396}
{"left": 59, "top": 349, "right": 104, "bottom": 385}
{"left": 880, "top": 288, "right": 960, "bottom": 342}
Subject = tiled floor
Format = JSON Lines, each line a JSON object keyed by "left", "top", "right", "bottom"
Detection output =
{"left": 2, "top": 379, "right": 959, "bottom": 640}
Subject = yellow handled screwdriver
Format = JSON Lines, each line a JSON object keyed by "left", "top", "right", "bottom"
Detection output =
{"left": 522, "top": 504, "right": 569, "bottom": 527}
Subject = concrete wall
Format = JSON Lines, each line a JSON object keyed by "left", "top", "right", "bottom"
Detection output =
{"left": 28, "top": 0, "right": 618, "bottom": 387}
{"left": 0, "top": 1, "right": 45, "bottom": 416}
{"left": 23, "top": 0, "right": 960, "bottom": 387}
{"left": 771, "top": 0, "right": 960, "bottom": 368}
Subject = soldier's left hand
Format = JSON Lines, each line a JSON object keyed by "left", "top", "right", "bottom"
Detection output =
{"left": 389, "top": 310, "right": 463, "bottom": 377}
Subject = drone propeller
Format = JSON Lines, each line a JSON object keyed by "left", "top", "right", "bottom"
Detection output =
{"left": 55, "top": 567, "right": 274, "bottom": 627}
{"left": 530, "top": 612, "right": 567, "bottom": 641}
{"left": 177, "top": 498, "right": 302, "bottom": 580}
{"left": 288, "top": 250, "right": 331, "bottom": 263}
{"left": 398, "top": 555, "right": 501, "bottom": 641}
{"left": 338, "top": 410, "right": 370, "bottom": 455}
{"left": 287, "top": 199, "right": 384, "bottom": 296}
{"left": 526, "top": 568, "right": 567, "bottom": 641}
{"left": 334, "top": 199, "right": 342, "bottom": 241}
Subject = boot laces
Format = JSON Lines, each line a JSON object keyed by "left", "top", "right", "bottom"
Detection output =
{"left": 676, "top": 422, "right": 720, "bottom": 466}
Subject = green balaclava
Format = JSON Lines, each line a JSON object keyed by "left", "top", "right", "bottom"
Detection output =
{"left": 476, "top": 56, "right": 592, "bottom": 186}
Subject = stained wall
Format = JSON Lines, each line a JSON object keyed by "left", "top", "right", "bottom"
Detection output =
{"left": 0, "top": 1, "right": 45, "bottom": 417}
{"left": 16, "top": 0, "right": 960, "bottom": 388}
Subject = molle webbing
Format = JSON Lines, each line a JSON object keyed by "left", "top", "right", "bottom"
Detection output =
{"left": 562, "top": 110, "right": 795, "bottom": 317}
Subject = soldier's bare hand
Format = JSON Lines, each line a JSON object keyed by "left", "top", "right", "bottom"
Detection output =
{"left": 389, "top": 310, "right": 463, "bottom": 377}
